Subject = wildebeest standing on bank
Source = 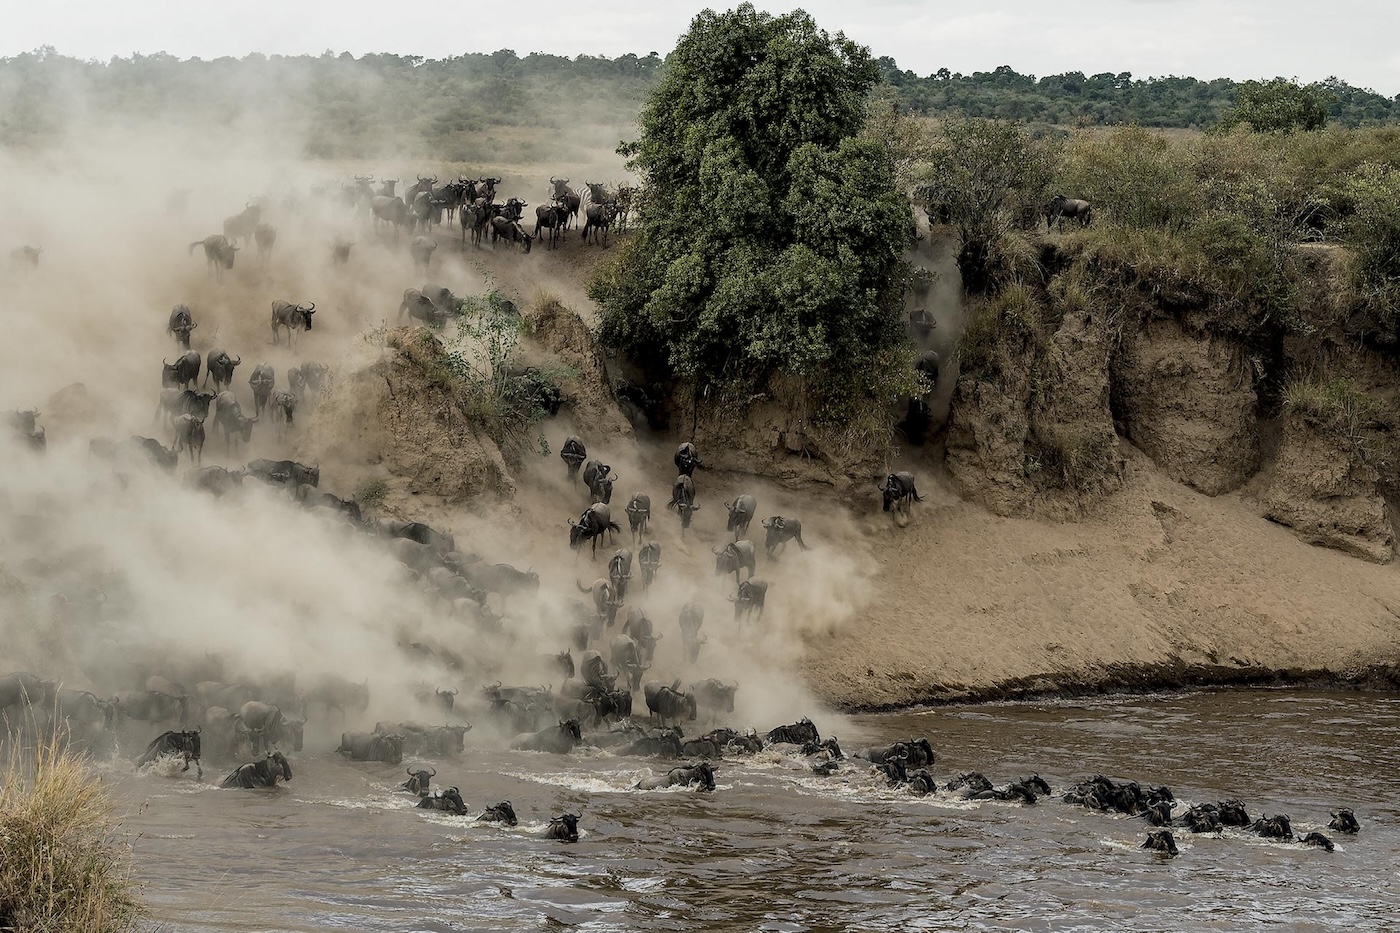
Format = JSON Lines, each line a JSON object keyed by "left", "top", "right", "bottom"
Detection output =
{"left": 332, "top": 239, "right": 354, "bottom": 265}
{"left": 270, "top": 300, "right": 316, "bottom": 347}
{"left": 724, "top": 495, "right": 757, "bottom": 540}
{"left": 189, "top": 235, "right": 239, "bottom": 282}
{"left": 271, "top": 391, "right": 297, "bottom": 440}
{"left": 639, "top": 541, "right": 661, "bottom": 592}
{"left": 713, "top": 540, "right": 756, "bottom": 586}
{"left": 512, "top": 718, "right": 583, "bottom": 754}
{"left": 221, "top": 751, "right": 292, "bottom": 788}
{"left": 643, "top": 681, "right": 697, "bottom": 726}
{"left": 568, "top": 503, "right": 619, "bottom": 558}
{"left": 560, "top": 436, "right": 587, "bottom": 481}
{"left": 204, "top": 349, "right": 241, "bottom": 392}
{"left": 582, "top": 460, "right": 615, "bottom": 505}
{"left": 163, "top": 350, "right": 202, "bottom": 390}
{"left": 730, "top": 579, "right": 768, "bottom": 625}
{"left": 223, "top": 200, "right": 262, "bottom": 247}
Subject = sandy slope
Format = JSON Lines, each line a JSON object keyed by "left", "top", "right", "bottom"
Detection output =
{"left": 803, "top": 443, "right": 1400, "bottom": 709}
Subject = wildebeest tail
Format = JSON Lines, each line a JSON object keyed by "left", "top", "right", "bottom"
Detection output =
{"left": 188, "top": 240, "right": 203, "bottom": 254}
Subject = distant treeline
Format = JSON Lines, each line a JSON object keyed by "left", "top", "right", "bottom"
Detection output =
{"left": 877, "top": 59, "right": 1400, "bottom": 130}
{"left": 2, "top": 47, "right": 1398, "bottom": 157}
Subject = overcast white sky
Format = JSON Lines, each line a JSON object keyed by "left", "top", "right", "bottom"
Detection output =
{"left": 6, "top": 0, "right": 1398, "bottom": 95}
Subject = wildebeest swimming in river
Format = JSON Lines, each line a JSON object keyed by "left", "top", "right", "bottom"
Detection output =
{"left": 403, "top": 766, "right": 436, "bottom": 796}
{"left": 1141, "top": 829, "right": 1179, "bottom": 857}
{"left": 636, "top": 761, "right": 716, "bottom": 792}
{"left": 476, "top": 801, "right": 519, "bottom": 826}
{"left": 512, "top": 718, "right": 583, "bottom": 754}
{"left": 221, "top": 751, "right": 292, "bottom": 788}
{"left": 415, "top": 786, "right": 467, "bottom": 815}
{"left": 545, "top": 813, "right": 580, "bottom": 842}
{"left": 134, "top": 729, "right": 202, "bottom": 778}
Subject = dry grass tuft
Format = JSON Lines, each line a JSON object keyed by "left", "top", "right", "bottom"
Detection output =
{"left": 0, "top": 736, "right": 141, "bottom": 933}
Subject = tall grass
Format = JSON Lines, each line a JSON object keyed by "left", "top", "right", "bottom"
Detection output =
{"left": 0, "top": 735, "right": 140, "bottom": 933}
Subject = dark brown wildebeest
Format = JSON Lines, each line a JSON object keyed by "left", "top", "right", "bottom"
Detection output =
{"left": 270, "top": 300, "right": 316, "bottom": 347}
{"left": 189, "top": 235, "right": 239, "bottom": 282}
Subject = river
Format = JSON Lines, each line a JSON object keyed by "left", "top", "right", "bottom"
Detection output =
{"left": 117, "top": 689, "right": 1400, "bottom": 931}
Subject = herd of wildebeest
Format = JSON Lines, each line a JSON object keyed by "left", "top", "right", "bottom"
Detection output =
{"left": 4, "top": 179, "right": 1354, "bottom": 855}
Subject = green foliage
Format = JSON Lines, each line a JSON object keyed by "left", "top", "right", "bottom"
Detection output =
{"left": 1217, "top": 80, "right": 1331, "bottom": 133}
{"left": 593, "top": 4, "right": 911, "bottom": 426}
{"left": 353, "top": 478, "right": 388, "bottom": 506}
{"left": 1285, "top": 375, "right": 1386, "bottom": 454}
{"left": 1058, "top": 126, "right": 1195, "bottom": 229}
{"left": 1341, "top": 163, "right": 1400, "bottom": 327}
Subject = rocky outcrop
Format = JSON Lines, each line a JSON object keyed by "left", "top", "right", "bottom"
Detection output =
{"left": 1260, "top": 412, "right": 1394, "bottom": 563}
{"left": 1113, "top": 319, "right": 1259, "bottom": 495}
{"left": 948, "top": 297, "right": 1123, "bottom": 517}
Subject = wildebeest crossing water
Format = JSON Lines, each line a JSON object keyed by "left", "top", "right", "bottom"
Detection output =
{"left": 107, "top": 690, "right": 1397, "bottom": 931}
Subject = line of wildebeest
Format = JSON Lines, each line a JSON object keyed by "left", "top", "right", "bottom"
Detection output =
{"left": 184, "top": 173, "right": 635, "bottom": 288}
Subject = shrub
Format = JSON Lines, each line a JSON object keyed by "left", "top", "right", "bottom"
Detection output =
{"left": 0, "top": 737, "right": 140, "bottom": 932}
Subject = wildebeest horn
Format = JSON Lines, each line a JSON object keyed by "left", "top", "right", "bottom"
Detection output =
{"left": 711, "top": 545, "right": 721, "bottom": 554}
{"left": 761, "top": 518, "right": 773, "bottom": 527}
{"left": 427, "top": 767, "right": 436, "bottom": 776}
{"left": 406, "top": 766, "right": 416, "bottom": 775}
{"left": 448, "top": 689, "right": 458, "bottom": 696}
{"left": 163, "top": 357, "right": 170, "bottom": 365}
{"left": 417, "top": 174, "right": 425, "bottom": 181}
{"left": 189, "top": 321, "right": 198, "bottom": 329}
{"left": 301, "top": 302, "right": 316, "bottom": 312}
{"left": 192, "top": 726, "right": 201, "bottom": 734}
{"left": 232, "top": 355, "right": 241, "bottom": 364}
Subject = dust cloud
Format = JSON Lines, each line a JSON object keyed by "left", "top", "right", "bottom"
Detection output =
{"left": 0, "top": 103, "right": 881, "bottom": 755}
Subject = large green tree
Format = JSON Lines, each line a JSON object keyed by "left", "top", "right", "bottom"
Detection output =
{"left": 1217, "top": 79, "right": 1331, "bottom": 133}
{"left": 592, "top": 3, "right": 913, "bottom": 424}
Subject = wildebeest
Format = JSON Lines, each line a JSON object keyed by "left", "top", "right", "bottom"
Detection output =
{"left": 221, "top": 751, "right": 292, "bottom": 788}
{"left": 582, "top": 461, "right": 616, "bottom": 505}
{"left": 636, "top": 761, "right": 716, "bottom": 792}
{"left": 270, "top": 300, "right": 316, "bottom": 347}
{"left": 167, "top": 305, "right": 197, "bottom": 349}
{"left": 690, "top": 679, "right": 738, "bottom": 716}
{"left": 461, "top": 562, "right": 541, "bottom": 608}
{"left": 10, "top": 245, "right": 42, "bottom": 268}
{"left": 579, "top": 577, "right": 623, "bottom": 630}
{"left": 223, "top": 200, "right": 262, "bottom": 246}
{"left": 549, "top": 176, "right": 581, "bottom": 228}
{"left": 270, "top": 391, "right": 296, "bottom": 440}
{"left": 678, "top": 602, "right": 705, "bottom": 663}
{"left": 545, "top": 813, "right": 580, "bottom": 842}
{"left": 402, "top": 765, "right": 436, "bottom": 796}
{"left": 624, "top": 493, "right": 650, "bottom": 543}
{"left": 476, "top": 801, "right": 518, "bottom": 826}
{"left": 249, "top": 364, "right": 275, "bottom": 416}
{"left": 560, "top": 436, "right": 587, "bottom": 481}
{"left": 766, "top": 718, "right": 819, "bottom": 746}
{"left": 760, "top": 516, "right": 809, "bottom": 558}
{"left": 398, "top": 288, "right": 444, "bottom": 328}
{"left": 879, "top": 471, "right": 924, "bottom": 515}
{"left": 610, "top": 634, "right": 647, "bottom": 692}
{"left": 638, "top": 541, "right": 661, "bottom": 592}
{"left": 253, "top": 222, "right": 277, "bottom": 267}
{"left": 1253, "top": 814, "right": 1294, "bottom": 841}
{"left": 371, "top": 195, "right": 410, "bottom": 235}
{"left": 1329, "top": 808, "right": 1360, "bottom": 834}
{"left": 239, "top": 701, "right": 303, "bottom": 755}
{"left": 1047, "top": 194, "right": 1092, "bottom": 231}
{"left": 673, "top": 442, "right": 702, "bottom": 477}
{"left": 55, "top": 688, "right": 116, "bottom": 739}
{"left": 713, "top": 540, "right": 756, "bottom": 585}
{"left": 607, "top": 548, "right": 633, "bottom": 601}
{"left": 204, "top": 349, "right": 241, "bottom": 392}
{"left": 172, "top": 414, "right": 206, "bottom": 465}
{"left": 130, "top": 436, "right": 179, "bottom": 472}
{"left": 189, "top": 235, "right": 239, "bottom": 281}
{"left": 163, "top": 350, "right": 202, "bottom": 389}
{"left": 489, "top": 216, "right": 534, "bottom": 252}
{"left": 331, "top": 238, "right": 354, "bottom": 265}
{"left": 643, "top": 681, "right": 696, "bottom": 726}
{"left": 380, "top": 519, "right": 454, "bottom": 553}
{"left": 1141, "top": 830, "right": 1179, "bottom": 857}
{"left": 0, "top": 673, "right": 57, "bottom": 722}
{"left": 582, "top": 202, "right": 617, "bottom": 246}
{"left": 724, "top": 495, "right": 757, "bottom": 540}
{"left": 247, "top": 458, "right": 320, "bottom": 489}
{"left": 668, "top": 474, "right": 699, "bottom": 535}
{"left": 409, "top": 235, "right": 437, "bottom": 273}
{"left": 729, "top": 578, "right": 768, "bottom": 625}
{"left": 416, "top": 787, "right": 468, "bottom": 815}
{"left": 1301, "top": 831, "right": 1335, "bottom": 852}
{"left": 534, "top": 203, "right": 567, "bottom": 249}
{"left": 512, "top": 718, "right": 583, "bottom": 754}
{"left": 579, "top": 650, "right": 617, "bottom": 693}
{"left": 569, "top": 503, "right": 619, "bottom": 558}
{"left": 212, "top": 391, "right": 257, "bottom": 454}
{"left": 135, "top": 729, "right": 202, "bottom": 778}
{"left": 909, "top": 307, "right": 936, "bottom": 339}
{"left": 337, "top": 731, "right": 405, "bottom": 764}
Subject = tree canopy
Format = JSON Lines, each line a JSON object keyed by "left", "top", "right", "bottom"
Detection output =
{"left": 591, "top": 3, "right": 913, "bottom": 423}
{"left": 1217, "top": 79, "right": 1331, "bottom": 133}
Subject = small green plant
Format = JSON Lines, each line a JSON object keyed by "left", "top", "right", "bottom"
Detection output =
{"left": 354, "top": 478, "right": 388, "bottom": 506}
{"left": 1284, "top": 375, "right": 1385, "bottom": 455}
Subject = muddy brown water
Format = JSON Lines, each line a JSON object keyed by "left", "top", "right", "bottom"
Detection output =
{"left": 116, "top": 689, "right": 1399, "bottom": 931}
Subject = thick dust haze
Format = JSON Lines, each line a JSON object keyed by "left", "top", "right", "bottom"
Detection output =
{"left": 0, "top": 105, "right": 883, "bottom": 756}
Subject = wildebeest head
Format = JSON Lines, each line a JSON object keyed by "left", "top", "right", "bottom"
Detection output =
{"left": 561, "top": 718, "right": 582, "bottom": 741}
{"left": 404, "top": 766, "right": 435, "bottom": 796}
{"left": 435, "top": 687, "right": 458, "bottom": 710}
{"left": 297, "top": 302, "right": 316, "bottom": 329}
{"left": 549, "top": 176, "right": 572, "bottom": 199}
{"left": 547, "top": 813, "right": 580, "bottom": 842}
{"left": 268, "top": 751, "right": 292, "bottom": 782}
